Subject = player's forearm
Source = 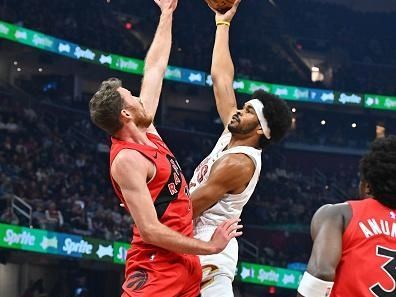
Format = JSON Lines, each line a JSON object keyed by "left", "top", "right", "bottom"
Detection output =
{"left": 145, "top": 12, "right": 173, "bottom": 75}
{"left": 211, "top": 25, "right": 237, "bottom": 125}
{"left": 191, "top": 197, "right": 213, "bottom": 219}
{"left": 211, "top": 25, "right": 234, "bottom": 82}
{"left": 307, "top": 267, "right": 336, "bottom": 282}
{"left": 142, "top": 223, "right": 217, "bottom": 255}
{"left": 139, "top": 12, "right": 173, "bottom": 118}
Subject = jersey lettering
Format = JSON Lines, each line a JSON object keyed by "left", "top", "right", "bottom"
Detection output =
{"left": 173, "top": 172, "right": 181, "bottom": 185}
{"left": 197, "top": 164, "right": 208, "bottom": 183}
{"left": 168, "top": 183, "right": 178, "bottom": 195}
{"left": 154, "top": 154, "right": 185, "bottom": 220}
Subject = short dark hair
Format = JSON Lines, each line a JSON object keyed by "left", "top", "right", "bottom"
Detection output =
{"left": 251, "top": 90, "right": 292, "bottom": 148}
{"left": 360, "top": 135, "right": 396, "bottom": 208}
{"left": 89, "top": 78, "right": 125, "bottom": 135}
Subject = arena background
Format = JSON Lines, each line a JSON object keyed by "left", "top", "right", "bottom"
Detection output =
{"left": 0, "top": 0, "right": 395, "bottom": 296}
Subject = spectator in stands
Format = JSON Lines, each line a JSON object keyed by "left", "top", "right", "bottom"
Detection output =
{"left": 44, "top": 201, "right": 64, "bottom": 231}
{"left": 69, "top": 201, "right": 91, "bottom": 235}
{"left": 0, "top": 206, "right": 19, "bottom": 225}
{"left": 32, "top": 201, "right": 47, "bottom": 229}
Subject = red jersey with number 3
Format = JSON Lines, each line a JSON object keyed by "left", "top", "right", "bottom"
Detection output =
{"left": 331, "top": 198, "right": 396, "bottom": 297}
{"left": 109, "top": 133, "right": 194, "bottom": 250}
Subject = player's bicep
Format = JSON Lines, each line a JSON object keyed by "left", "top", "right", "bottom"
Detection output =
{"left": 191, "top": 155, "right": 252, "bottom": 217}
{"left": 306, "top": 205, "right": 343, "bottom": 281}
{"left": 191, "top": 174, "right": 229, "bottom": 218}
{"left": 111, "top": 151, "right": 159, "bottom": 236}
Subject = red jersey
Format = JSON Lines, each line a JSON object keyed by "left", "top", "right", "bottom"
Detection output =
{"left": 331, "top": 198, "right": 396, "bottom": 297}
{"left": 109, "top": 133, "right": 194, "bottom": 250}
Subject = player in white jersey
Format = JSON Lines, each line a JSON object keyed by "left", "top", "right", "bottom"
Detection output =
{"left": 189, "top": 1, "right": 293, "bottom": 296}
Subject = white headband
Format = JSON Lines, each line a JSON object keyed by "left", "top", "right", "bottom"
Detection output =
{"left": 246, "top": 99, "right": 271, "bottom": 140}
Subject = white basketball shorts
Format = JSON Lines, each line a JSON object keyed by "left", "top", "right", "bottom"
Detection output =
{"left": 194, "top": 226, "right": 239, "bottom": 297}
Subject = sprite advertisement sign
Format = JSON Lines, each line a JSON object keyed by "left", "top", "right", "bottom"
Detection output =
{"left": 237, "top": 262, "right": 303, "bottom": 289}
{"left": 0, "top": 224, "right": 304, "bottom": 289}
{"left": 364, "top": 94, "right": 396, "bottom": 111}
{"left": 0, "top": 19, "right": 395, "bottom": 112}
{"left": 0, "top": 223, "right": 130, "bottom": 264}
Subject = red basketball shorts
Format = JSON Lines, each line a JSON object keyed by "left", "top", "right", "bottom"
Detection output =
{"left": 121, "top": 249, "right": 202, "bottom": 297}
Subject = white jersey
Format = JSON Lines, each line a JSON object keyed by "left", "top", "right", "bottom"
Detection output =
{"left": 190, "top": 132, "right": 262, "bottom": 295}
{"left": 190, "top": 131, "right": 262, "bottom": 231}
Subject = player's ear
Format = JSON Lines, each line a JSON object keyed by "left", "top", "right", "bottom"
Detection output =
{"left": 359, "top": 180, "right": 371, "bottom": 198}
{"left": 121, "top": 109, "right": 131, "bottom": 118}
{"left": 120, "top": 107, "right": 134, "bottom": 124}
{"left": 366, "top": 183, "right": 373, "bottom": 196}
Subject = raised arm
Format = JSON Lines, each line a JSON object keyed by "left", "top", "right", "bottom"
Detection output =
{"left": 139, "top": 0, "right": 177, "bottom": 120}
{"left": 111, "top": 149, "right": 242, "bottom": 255}
{"left": 210, "top": 0, "right": 241, "bottom": 127}
{"left": 297, "top": 204, "right": 350, "bottom": 297}
{"left": 191, "top": 153, "right": 254, "bottom": 218}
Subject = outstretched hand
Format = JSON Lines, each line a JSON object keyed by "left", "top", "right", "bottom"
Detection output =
{"left": 210, "top": 0, "right": 241, "bottom": 23}
{"left": 209, "top": 218, "right": 243, "bottom": 253}
{"left": 154, "top": 0, "right": 178, "bottom": 13}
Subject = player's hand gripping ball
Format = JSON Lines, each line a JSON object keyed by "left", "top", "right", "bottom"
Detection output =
{"left": 205, "top": 0, "right": 236, "bottom": 13}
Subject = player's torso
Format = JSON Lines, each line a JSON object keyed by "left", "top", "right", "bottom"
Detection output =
{"left": 331, "top": 198, "right": 396, "bottom": 297}
{"left": 109, "top": 134, "right": 193, "bottom": 249}
{"left": 190, "top": 132, "right": 262, "bottom": 230}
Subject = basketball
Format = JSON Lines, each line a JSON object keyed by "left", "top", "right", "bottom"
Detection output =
{"left": 205, "top": 0, "right": 236, "bottom": 13}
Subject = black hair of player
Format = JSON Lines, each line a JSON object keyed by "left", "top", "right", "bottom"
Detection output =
{"left": 360, "top": 135, "right": 396, "bottom": 209}
{"left": 251, "top": 90, "right": 292, "bottom": 149}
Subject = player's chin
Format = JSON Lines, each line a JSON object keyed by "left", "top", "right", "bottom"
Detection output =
{"left": 228, "top": 121, "right": 239, "bottom": 132}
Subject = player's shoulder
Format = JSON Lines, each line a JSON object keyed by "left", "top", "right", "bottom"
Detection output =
{"left": 314, "top": 203, "right": 351, "bottom": 219}
{"left": 312, "top": 203, "right": 352, "bottom": 230}
{"left": 216, "top": 153, "right": 254, "bottom": 174}
{"left": 112, "top": 149, "right": 151, "bottom": 175}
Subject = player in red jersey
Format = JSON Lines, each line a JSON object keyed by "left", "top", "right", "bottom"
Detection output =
{"left": 89, "top": 0, "right": 242, "bottom": 296}
{"left": 297, "top": 136, "right": 396, "bottom": 297}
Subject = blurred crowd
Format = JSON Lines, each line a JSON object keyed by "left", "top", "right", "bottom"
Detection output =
{"left": 0, "top": 97, "right": 133, "bottom": 241}
{"left": 2, "top": 0, "right": 396, "bottom": 95}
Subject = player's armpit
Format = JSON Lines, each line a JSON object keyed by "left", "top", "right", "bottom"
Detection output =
{"left": 146, "top": 123, "right": 162, "bottom": 138}
{"left": 191, "top": 153, "right": 255, "bottom": 218}
{"left": 306, "top": 204, "right": 346, "bottom": 281}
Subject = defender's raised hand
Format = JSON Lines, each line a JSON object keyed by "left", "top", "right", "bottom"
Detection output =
{"left": 210, "top": 0, "right": 241, "bottom": 23}
{"left": 154, "top": 0, "right": 178, "bottom": 13}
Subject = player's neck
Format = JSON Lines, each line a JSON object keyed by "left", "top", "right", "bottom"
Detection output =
{"left": 228, "top": 134, "right": 260, "bottom": 149}
{"left": 115, "top": 125, "right": 153, "bottom": 146}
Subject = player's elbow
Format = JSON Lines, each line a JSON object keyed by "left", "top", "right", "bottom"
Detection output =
{"left": 211, "top": 72, "right": 233, "bottom": 85}
{"left": 139, "top": 223, "right": 159, "bottom": 245}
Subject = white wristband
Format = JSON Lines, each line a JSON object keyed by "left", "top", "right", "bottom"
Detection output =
{"left": 297, "top": 272, "right": 334, "bottom": 297}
